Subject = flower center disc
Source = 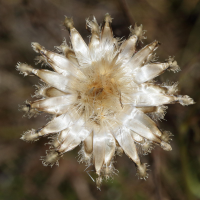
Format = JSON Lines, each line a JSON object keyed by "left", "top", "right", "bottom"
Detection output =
{"left": 74, "top": 62, "right": 123, "bottom": 126}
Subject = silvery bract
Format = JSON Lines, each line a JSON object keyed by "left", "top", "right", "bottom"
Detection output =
{"left": 16, "top": 14, "right": 194, "bottom": 188}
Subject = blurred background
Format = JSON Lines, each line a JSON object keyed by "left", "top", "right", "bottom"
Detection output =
{"left": 0, "top": 0, "right": 200, "bottom": 199}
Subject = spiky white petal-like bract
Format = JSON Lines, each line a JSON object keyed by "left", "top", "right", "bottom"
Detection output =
{"left": 17, "top": 14, "right": 194, "bottom": 188}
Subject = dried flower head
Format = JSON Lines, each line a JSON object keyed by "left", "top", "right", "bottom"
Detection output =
{"left": 16, "top": 14, "right": 194, "bottom": 188}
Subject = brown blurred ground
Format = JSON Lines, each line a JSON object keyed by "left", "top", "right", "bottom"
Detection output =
{"left": 0, "top": 0, "right": 200, "bottom": 200}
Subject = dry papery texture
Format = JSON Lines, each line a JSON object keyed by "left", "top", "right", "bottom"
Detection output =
{"left": 16, "top": 13, "right": 194, "bottom": 189}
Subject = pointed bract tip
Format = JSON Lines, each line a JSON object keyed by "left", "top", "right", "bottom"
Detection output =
{"left": 130, "top": 23, "right": 146, "bottom": 42}
{"left": 178, "top": 95, "right": 195, "bottom": 106}
{"left": 104, "top": 13, "right": 112, "bottom": 23}
{"left": 151, "top": 105, "right": 168, "bottom": 121}
{"left": 35, "top": 55, "right": 48, "bottom": 66}
{"left": 141, "top": 140, "right": 154, "bottom": 155}
{"left": 145, "top": 53, "right": 158, "bottom": 64}
{"left": 96, "top": 176, "right": 103, "bottom": 190}
{"left": 20, "top": 104, "right": 30, "bottom": 113}
{"left": 16, "top": 63, "right": 34, "bottom": 76}
{"left": 101, "top": 163, "right": 118, "bottom": 180}
{"left": 143, "top": 40, "right": 160, "bottom": 52}
{"left": 21, "top": 129, "right": 39, "bottom": 142}
{"left": 166, "top": 82, "right": 179, "bottom": 95}
{"left": 136, "top": 163, "right": 149, "bottom": 180}
{"left": 31, "top": 42, "right": 43, "bottom": 53}
{"left": 19, "top": 102, "right": 39, "bottom": 119}
{"left": 41, "top": 151, "right": 61, "bottom": 167}
{"left": 161, "top": 131, "right": 173, "bottom": 143}
{"left": 55, "top": 39, "right": 70, "bottom": 55}
{"left": 161, "top": 141, "right": 172, "bottom": 151}
{"left": 86, "top": 17, "right": 99, "bottom": 34}
{"left": 78, "top": 147, "right": 92, "bottom": 165}
{"left": 50, "top": 137, "right": 61, "bottom": 149}
{"left": 64, "top": 16, "right": 74, "bottom": 31}
{"left": 152, "top": 40, "right": 160, "bottom": 49}
{"left": 167, "top": 56, "right": 180, "bottom": 72}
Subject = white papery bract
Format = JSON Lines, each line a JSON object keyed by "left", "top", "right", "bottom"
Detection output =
{"left": 16, "top": 14, "right": 194, "bottom": 188}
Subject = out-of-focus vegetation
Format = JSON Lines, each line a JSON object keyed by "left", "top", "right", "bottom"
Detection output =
{"left": 0, "top": 0, "right": 200, "bottom": 199}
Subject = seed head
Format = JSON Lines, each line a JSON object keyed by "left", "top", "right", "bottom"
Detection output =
{"left": 17, "top": 14, "right": 194, "bottom": 188}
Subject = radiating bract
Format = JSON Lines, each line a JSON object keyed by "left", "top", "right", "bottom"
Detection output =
{"left": 16, "top": 14, "right": 194, "bottom": 188}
